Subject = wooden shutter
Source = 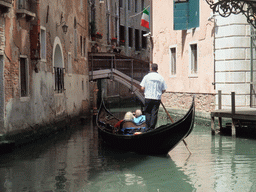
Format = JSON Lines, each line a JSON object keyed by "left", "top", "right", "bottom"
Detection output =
{"left": 173, "top": 0, "right": 199, "bottom": 30}
{"left": 188, "top": 0, "right": 199, "bottom": 29}
{"left": 174, "top": 1, "right": 189, "bottom": 30}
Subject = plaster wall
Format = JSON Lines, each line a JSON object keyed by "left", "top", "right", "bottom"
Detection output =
{"left": 214, "top": 14, "right": 251, "bottom": 109}
{"left": 1, "top": 0, "right": 90, "bottom": 134}
{"left": 153, "top": 0, "right": 215, "bottom": 112}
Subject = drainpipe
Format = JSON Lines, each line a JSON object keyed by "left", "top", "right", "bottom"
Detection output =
{"left": 213, "top": 15, "right": 216, "bottom": 91}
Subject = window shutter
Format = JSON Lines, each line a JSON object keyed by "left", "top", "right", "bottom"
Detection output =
{"left": 174, "top": 1, "right": 189, "bottom": 30}
{"left": 173, "top": 0, "right": 199, "bottom": 30}
{"left": 188, "top": 0, "right": 199, "bottom": 29}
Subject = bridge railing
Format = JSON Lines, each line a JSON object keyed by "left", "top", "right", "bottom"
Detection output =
{"left": 89, "top": 53, "right": 149, "bottom": 82}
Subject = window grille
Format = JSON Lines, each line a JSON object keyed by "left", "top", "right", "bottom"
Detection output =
{"left": 170, "top": 47, "right": 176, "bottom": 75}
{"left": 54, "top": 67, "right": 65, "bottom": 93}
{"left": 190, "top": 44, "right": 197, "bottom": 74}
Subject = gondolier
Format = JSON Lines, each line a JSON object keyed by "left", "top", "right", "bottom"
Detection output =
{"left": 140, "top": 63, "right": 167, "bottom": 130}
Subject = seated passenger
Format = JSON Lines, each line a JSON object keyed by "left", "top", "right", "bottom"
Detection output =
{"left": 133, "top": 109, "right": 146, "bottom": 125}
{"left": 114, "top": 111, "right": 134, "bottom": 128}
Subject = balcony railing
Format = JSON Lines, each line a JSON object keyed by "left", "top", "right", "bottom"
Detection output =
{"left": 0, "top": 0, "right": 12, "bottom": 13}
{"left": 1, "top": 0, "right": 12, "bottom": 4}
{"left": 16, "top": 0, "right": 35, "bottom": 20}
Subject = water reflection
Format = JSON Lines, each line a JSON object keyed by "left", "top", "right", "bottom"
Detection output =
{"left": 169, "top": 125, "right": 256, "bottom": 192}
{"left": 1, "top": 114, "right": 256, "bottom": 191}
{"left": 0, "top": 122, "right": 94, "bottom": 192}
{"left": 83, "top": 145, "right": 193, "bottom": 192}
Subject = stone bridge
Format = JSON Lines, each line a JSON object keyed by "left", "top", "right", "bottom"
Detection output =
{"left": 89, "top": 53, "right": 150, "bottom": 104}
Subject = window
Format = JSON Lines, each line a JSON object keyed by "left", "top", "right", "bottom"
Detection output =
{"left": 141, "top": 31, "right": 147, "bottom": 49}
{"left": 54, "top": 67, "right": 65, "bottom": 93}
{"left": 174, "top": 0, "right": 199, "bottom": 30}
{"left": 120, "top": 0, "right": 123, "bottom": 7}
{"left": 74, "top": 29, "right": 77, "bottom": 59}
{"left": 40, "top": 27, "right": 46, "bottom": 61}
{"left": 18, "top": 0, "right": 28, "bottom": 9}
{"left": 80, "top": 0, "right": 83, "bottom": 11}
{"left": 128, "top": 0, "right": 131, "bottom": 10}
{"left": 135, "top": 0, "right": 138, "bottom": 12}
{"left": 169, "top": 47, "right": 176, "bottom": 76}
{"left": 84, "top": 37, "right": 86, "bottom": 57}
{"left": 68, "top": 52, "right": 72, "bottom": 74}
{"left": 129, "top": 27, "right": 133, "bottom": 47}
{"left": 120, "top": 25, "right": 125, "bottom": 45}
{"left": 190, "top": 44, "right": 197, "bottom": 75}
{"left": 20, "top": 57, "right": 28, "bottom": 97}
{"left": 135, "top": 29, "right": 140, "bottom": 51}
{"left": 80, "top": 36, "right": 83, "bottom": 56}
{"left": 141, "top": 0, "right": 144, "bottom": 11}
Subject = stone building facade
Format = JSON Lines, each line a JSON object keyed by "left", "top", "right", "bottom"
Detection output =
{"left": 0, "top": 0, "right": 90, "bottom": 136}
{"left": 88, "top": 0, "right": 151, "bottom": 103}
{"left": 153, "top": 0, "right": 215, "bottom": 116}
{"left": 153, "top": 0, "right": 256, "bottom": 116}
{"left": 89, "top": 0, "right": 150, "bottom": 60}
{"left": 214, "top": 14, "right": 251, "bottom": 109}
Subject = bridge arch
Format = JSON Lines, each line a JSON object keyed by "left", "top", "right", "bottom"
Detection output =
{"left": 90, "top": 69, "right": 145, "bottom": 105}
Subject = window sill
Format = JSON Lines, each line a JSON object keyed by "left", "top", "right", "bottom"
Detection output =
{"left": 188, "top": 74, "right": 198, "bottom": 78}
{"left": 20, "top": 96, "right": 30, "bottom": 102}
{"left": 54, "top": 92, "right": 65, "bottom": 96}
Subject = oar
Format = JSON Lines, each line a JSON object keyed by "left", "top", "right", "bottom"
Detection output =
{"left": 160, "top": 101, "right": 192, "bottom": 154}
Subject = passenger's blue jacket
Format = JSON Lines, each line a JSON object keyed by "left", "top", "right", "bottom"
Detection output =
{"left": 133, "top": 115, "right": 146, "bottom": 125}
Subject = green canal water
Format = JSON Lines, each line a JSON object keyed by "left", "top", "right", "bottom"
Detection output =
{"left": 1, "top": 107, "right": 256, "bottom": 191}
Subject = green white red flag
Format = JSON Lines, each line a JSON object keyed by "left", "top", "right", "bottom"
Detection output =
{"left": 141, "top": 8, "right": 149, "bottom": 29}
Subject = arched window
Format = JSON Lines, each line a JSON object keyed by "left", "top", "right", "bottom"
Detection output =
{"left": 53, "top": 37, "right": 65, "bottom": 93}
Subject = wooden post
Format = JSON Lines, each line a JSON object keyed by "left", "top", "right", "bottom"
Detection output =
{"left": 231, "top": 92, "right": 236, "bottom": 136}
{"left": 218, "top": 90, "right": 222, "bottom": 110}
{"left": 231, "top": 92, "right": 235, "bottom": 115}
{"left": 218, "top": 90, "right": 223, "bottom": 130}
{"left": 211, "top": 116, "right": 215, "bottom": 135}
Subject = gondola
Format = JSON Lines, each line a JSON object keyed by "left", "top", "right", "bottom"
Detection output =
{"left": 96, "top": 96, "right": 195, "bottom": 155}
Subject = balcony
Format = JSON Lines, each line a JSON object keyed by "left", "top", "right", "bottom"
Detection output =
{"left": 0, "top": 0, "right": 12, "bottom": 14}
{"left": 16, "top": 0, "right": 35, "bottom": 21}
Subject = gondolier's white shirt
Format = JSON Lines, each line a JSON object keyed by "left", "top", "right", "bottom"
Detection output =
{"left": 140, "top": 72, "right": 167, "bottom": 100}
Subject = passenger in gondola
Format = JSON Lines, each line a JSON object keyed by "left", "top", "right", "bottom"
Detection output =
{"left": 114, "top": 111, "right": 146, "bottom": 135}
{"left": 114, "top": 111, "right": 134, "bottom": 129}
{"left": 133, "top": 109, "right": 146, "bottom": 125}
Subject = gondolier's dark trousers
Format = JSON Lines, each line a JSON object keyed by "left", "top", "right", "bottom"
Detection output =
{"left": 144, "top": 99, "right": 161, "bottom": 130}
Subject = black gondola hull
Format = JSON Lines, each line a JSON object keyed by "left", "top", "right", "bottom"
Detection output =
{"left": 97, "top": 97, "right": 195, "bottom": 155}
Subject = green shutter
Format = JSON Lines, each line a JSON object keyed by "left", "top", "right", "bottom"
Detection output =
{"left": 174, "top": 2, "right": 189, "bottom": 30}
{"left": 173, "top": 0, "right": 199, "bottom": 30}
{"left": 188, "top": 0, "right": 199, "bottom": 29}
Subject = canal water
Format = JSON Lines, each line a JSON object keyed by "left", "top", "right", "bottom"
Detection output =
{"left": 1, "top": 110, "right": 256, "bottom": 191}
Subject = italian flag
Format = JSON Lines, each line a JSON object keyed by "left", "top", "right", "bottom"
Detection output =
{"left": 141, "top": 8, "right": 149, "bottom": 29}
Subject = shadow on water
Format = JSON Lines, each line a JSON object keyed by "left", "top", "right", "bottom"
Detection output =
{"left": 84, "top": 141, "right": 195, "bottom": 192}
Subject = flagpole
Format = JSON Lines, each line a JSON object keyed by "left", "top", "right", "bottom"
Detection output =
{"left": 150, "top": 0, "right": 153, "bottom": 67}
